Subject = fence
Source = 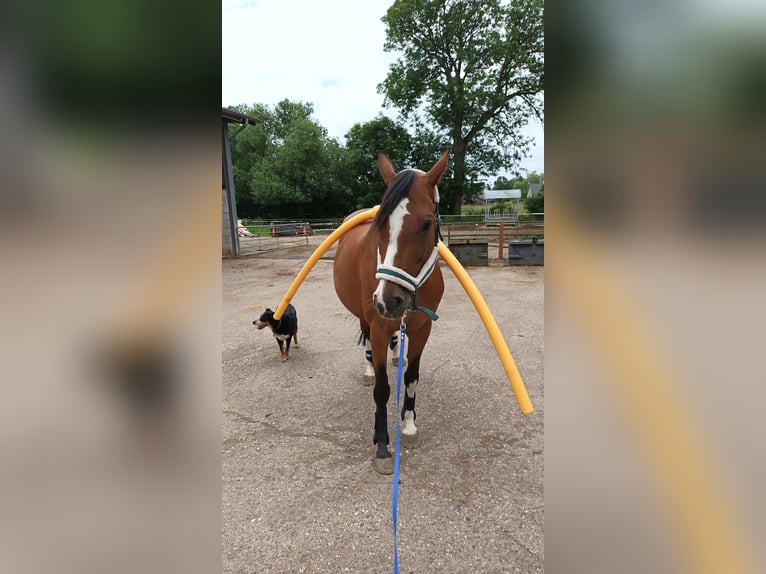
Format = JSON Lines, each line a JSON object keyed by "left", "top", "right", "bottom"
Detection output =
{"left": 235, "top": 214, "right": 544, "bottom": 257}
{"left": 238, "top": 218, "right": 344, "bottom": 256}
{"left": 442, "top": 213, "right": 544, "bottom": 242}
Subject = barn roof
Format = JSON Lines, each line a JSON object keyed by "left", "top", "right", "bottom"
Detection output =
{"left": 221, "top": 108, "right": 262, "bottom": 126}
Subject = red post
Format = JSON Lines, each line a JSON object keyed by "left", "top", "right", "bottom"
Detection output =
{"left": 498, "top": 220, "right": 505, "bottom": 260}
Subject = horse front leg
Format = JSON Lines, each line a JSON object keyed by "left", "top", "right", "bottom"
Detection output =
{"left": 400, "top": 323, "right": 431, "bottom": 449}
{"left": 400, "top": 356, "right": 421, "bottom": 448}
{"left": 363, "top": 338, "right": 375, "bottom": 383}
{"left": 370, "top": 327, "right": 394, "bottom": 475}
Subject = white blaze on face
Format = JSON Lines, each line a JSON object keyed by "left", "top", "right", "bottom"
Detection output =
{"left": 373, "top": 197, "right": 410, "bottom": 301}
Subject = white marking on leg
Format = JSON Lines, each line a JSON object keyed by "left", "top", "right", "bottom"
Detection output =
{"left": 372, "top": 198, "right": 410, "bottom": 306}
{"left": 402, "top": 410, "right": 417, "bottom": 436}
{"left": 364, "top": 340, "right": 375, "bottom": 377}
{"left": 402, "top": 381, "right": 417, "bottom": 435}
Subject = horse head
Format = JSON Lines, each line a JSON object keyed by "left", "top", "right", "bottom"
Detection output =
{"left": 372, "top": 150, "right": 449, "bottom": 319}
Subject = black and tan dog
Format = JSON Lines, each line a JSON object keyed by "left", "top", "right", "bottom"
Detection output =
{"left": 253, "top": 304, "right": 299, "bottom": 362}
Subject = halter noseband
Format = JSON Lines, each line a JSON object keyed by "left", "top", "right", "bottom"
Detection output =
{"left": 375, "top": 206, "right": 442, "bottom": 321}
{"left": 376, "top": 246, "right": 440, "bottom": 291}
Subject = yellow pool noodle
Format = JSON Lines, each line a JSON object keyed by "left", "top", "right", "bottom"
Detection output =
{"left": 272, "top": 206, "right": 533, "bottom": 414}
{"left": 436, "top": 241, "right": 534, "bottom": 414}
{"left": 273, "top": 206, "right": 379, "bottom": 321}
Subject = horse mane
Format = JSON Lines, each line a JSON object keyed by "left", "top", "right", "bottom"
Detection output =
{"left": 373, "top": 169, "right": 417, "bottom": 229}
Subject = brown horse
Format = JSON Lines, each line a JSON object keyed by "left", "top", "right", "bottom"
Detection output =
{"left": 334, "top": 151, "right": 449, "bottom": 474}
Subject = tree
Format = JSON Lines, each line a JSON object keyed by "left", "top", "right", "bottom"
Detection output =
{"left": 344, "top": 115, "right": 413, "bottom": 209}
{"left": 226, "top": 100, "right": 355, "bottom": 219}
{"left": 379, "top": 0, "right": 544, "bottom": 213}
{"left": 524, "top": 190, "right": 544, "bottom": 213}
{"left": 227, "top": 103, "right": 272, "bottom": 217}
{"left": 492, "top": 170, "right": 544, "bottom": 198}
{"left": 252, "top": 115, "right": 354, "bottom": 218}
{"left": 492, "top": 175, "right": 514, "bottom": 190}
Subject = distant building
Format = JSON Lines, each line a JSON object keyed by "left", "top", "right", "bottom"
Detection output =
{"left": 528, "top": 183, "right": 542, "bottom": 198}
{"left": 482, "top": 189, "right": 521, "bottom": 223}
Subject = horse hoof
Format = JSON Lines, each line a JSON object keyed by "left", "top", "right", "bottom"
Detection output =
{"left": 391, "top": 356, "right": 407, "bottom": 367}
{"left": 361, "top": 375, "right": 375, "bottom": 386}
{"left": 281, "top": 357, "right": 288, "bottom": 362}
{"left": 401, "top": 431, "right": 420, "bottom": 449}
{"left": 373, "top": 456, "right": 394, "bottom": 475}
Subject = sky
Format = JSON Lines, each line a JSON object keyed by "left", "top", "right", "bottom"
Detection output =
{"left": 222, "top": 0, "right": 544, "bottom": 176}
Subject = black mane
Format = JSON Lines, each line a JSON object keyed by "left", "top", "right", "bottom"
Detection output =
{"left": 374, "top": 169, "right": 417, "bottom": 229}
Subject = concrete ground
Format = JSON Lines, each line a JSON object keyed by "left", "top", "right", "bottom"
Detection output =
{"left": 222, "top": 251, "right": 544, "bottom": 573}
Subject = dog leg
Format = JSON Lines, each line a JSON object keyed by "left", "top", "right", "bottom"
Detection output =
{"left": 293, "top": 331, "right": 299, "bottom": 348}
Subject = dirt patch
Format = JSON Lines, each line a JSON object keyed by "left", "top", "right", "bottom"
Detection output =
{"left": 222, "top": 256, "right": 544, "bottom": 573}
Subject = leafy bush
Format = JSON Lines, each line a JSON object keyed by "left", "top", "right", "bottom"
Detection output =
{"left": 460, "top": 205, "right": 485, "bottom": 215}
{"left": 524, "top": 191, "right": 544, "bottom": 214}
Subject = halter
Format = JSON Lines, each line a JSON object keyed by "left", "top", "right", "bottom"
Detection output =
{"left": 376, "top": 246, "right": 439, "bottom": 291}
{"left": 375, "top": 206, "right": 442, "bottom": 321}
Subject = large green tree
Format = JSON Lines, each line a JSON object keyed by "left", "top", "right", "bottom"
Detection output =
{"left": 227, "top": 100, "right": 355, "bottom": 219}
{"left": 379, "top": 0, "right": 544, "bottom": 213}
{"left": 344, "top": 115, "right": 413, "bottom": 209}
{"left": 228, "top": 103, "right": 272, "bottom": 217}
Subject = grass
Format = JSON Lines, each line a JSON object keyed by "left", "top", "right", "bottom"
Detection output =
{"left": 441, "top": 214, "right": 484, "bottom": 224}
{"left": 460, "top": 205, "right": 485, "bottom": 216}
{"left": 244, "top": 226, "right": 272, "bottom": 237}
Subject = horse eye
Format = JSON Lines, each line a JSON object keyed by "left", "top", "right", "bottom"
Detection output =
{"left": 421, "top": 219, "right": 433, "bottom": 232}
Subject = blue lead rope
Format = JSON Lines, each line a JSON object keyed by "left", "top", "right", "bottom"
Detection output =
{"left": 392, "top": 320, "right": 406, "bottom": 574}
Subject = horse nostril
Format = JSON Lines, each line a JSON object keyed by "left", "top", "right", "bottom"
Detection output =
{"left": 392, "top": 295, "right": 405, "bottom": 309}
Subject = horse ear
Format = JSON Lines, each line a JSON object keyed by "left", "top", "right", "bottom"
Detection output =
{"left": 377, "top": 152, "right": 397, "bottom": 186}
{"left": 426, "top": 150, "right": 450, "bottom": 186}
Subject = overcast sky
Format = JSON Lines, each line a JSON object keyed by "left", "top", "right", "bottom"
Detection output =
{"left": 222, "top": 0, "right": 543, "bottom": 176}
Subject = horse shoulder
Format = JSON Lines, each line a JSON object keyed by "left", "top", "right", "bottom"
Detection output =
{"left": 333, "top": 223, "right": 377, "bottom": 320}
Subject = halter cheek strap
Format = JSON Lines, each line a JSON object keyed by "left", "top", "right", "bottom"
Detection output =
{"left": 375, "top": 246, "right": 439, "bottom": 292}
{"left": 375, "top": 246, "right": 440, "bottom": 321}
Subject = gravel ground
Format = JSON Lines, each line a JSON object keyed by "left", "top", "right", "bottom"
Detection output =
{"left": 222, "top": 254, "right": 544, "bottom": 574}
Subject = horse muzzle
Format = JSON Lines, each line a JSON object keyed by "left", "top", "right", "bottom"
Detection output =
{"left": 372, "top": 286, "right": 409, "bottom": 319}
